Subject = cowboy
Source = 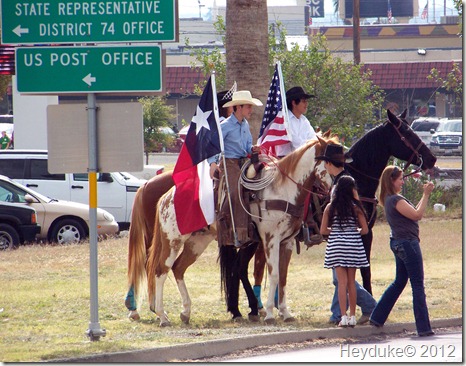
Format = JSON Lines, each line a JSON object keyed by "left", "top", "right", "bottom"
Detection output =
{"left": 275, "top": 86, "right": 317, "bottom": 158}
{"left": 208, "top": 90, "right": 263, "bottom": 248}
{"left": 316, "top": 143, "right": 377, "bottom": 326}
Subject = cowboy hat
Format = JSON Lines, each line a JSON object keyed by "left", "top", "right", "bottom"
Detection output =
{"left": 286, "top": 86, "right": 315, "bottom": 102}
{"left": 222, "top": 90, "right": 263, "bottom": 108}
{"left": 315, "top": 143, "right": 353, "bottom": 164}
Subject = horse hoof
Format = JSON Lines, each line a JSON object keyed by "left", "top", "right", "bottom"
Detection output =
{"left": 128, "top": 310, "right": 140, "bottom": 321}
{"left": 232, "top": 315, "right": 244, "bottom": 323}
{"left": 264, "top": 317, "right": 276, "bottom": 325}
{"left": 248, "top": 314, "right": 260, "bottom": 322}
{"left": 160, "top": 320, "right": 171, "bottom": 327}
{"left": 180, "top": 313, "right": 190, "bottom": 324}
{"left": 284, "top": 316, "right": 296, "bottom": 323}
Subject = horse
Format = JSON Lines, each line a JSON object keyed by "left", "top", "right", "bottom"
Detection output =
{"left": 127, "top": 137, "right": 332, "bottom": 326}
{"left": 252, "top": 109, "right": 438, "bottom": 307}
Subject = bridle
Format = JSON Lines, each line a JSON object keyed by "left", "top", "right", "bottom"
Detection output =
{"left": 387, "top": 118, "right": 425, "bottom": 177}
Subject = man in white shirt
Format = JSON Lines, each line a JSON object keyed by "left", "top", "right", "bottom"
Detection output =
{"left": 275, "top": 86, "right": 317, "bottom": 157}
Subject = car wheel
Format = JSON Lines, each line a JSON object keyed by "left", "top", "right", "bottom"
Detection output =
{"left": 0, "top": 223, "right": 20, "bottom": 250}
{"left": 50, "top": 219, "right": 86, "bottom": 244}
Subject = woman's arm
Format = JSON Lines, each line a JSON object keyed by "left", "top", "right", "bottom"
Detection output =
{"left": 395, "top": 181, "right": 434, "bottom": 221}
{"left": 320, "top": 205, "right": 331, "bottom": 236}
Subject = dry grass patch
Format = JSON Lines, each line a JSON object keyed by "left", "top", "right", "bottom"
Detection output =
{"left": 0, "top": 217, "right": 461, "bottom": 362}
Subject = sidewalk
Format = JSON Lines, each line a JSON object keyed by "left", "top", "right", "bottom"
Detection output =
{"left": 58, "top": 317, "right": 462, "bottom": 363}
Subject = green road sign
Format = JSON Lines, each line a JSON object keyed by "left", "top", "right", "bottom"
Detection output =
{"left": 1, "top": 0, "right": 177, "bottom": 44}
{"left": 16, "top": 45, "right": 162, "bottom": 93}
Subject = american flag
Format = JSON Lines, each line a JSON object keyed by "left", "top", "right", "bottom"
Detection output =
{"left": 257, "top": 63, "right": 290, "bottom": 155}
{"left": 421, "top": 3, "right": 428, "bottom": 19}
{"left": 387, "top": 0, "right": 392, "bottom": 23}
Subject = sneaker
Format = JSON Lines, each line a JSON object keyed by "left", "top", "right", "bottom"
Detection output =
{"left": 348, "top": 315, "right": 357, "bottom": 327}
{"left": 338, "top": 315, "right": 348, "bottom": 328}
{"left": 369, "top": 319, "right": 383, "bottom": 328}
{"left": 358, "top": 314, "right": 371, "bottom": 325}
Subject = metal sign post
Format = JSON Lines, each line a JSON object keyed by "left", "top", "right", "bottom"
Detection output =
{"left": 85, "top": 93, "right": 106, "bottom": 341}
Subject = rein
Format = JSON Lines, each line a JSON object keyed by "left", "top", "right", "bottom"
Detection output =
{"left": 388, "top": 120, "right": 424, "bottom": 173}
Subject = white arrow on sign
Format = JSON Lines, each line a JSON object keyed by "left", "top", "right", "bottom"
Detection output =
{"left": 83, "top": 73, "right": 97, "bottom": 86}
{"left": 13, "top": 25, "right": 29, "bottom": 37}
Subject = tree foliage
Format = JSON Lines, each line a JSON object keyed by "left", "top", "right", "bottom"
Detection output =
{"left": 428, "top": 62, "right": 463, "bottom": 111}
{"left": 138, "top": 96, "right": 176, "bottom": 162}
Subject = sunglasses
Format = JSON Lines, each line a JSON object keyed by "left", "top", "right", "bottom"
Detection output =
{"left": 391, "top": 166, "right": 401, "bottom": 178}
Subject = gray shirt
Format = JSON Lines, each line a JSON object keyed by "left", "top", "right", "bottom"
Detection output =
{"left": 385, "top": 194, "right": 420, "bottom": 241}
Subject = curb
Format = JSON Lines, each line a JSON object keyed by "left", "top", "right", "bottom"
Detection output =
{"left": 56, "top": 317, "right": 462, "bottom": 363}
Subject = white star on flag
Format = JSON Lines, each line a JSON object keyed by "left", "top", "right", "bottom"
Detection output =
{"left": 192, "top": 105, "right": 212, "bottom": 135}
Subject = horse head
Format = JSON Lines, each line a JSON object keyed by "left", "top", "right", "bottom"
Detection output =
{"left": 386, "top": 109, "right": 437, "bottom": 173}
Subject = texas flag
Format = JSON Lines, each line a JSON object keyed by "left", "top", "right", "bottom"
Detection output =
{"left": 173, "top": 76, "right": 222, "bottom": 235}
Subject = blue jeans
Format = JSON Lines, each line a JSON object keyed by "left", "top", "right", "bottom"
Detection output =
{"left": 330, "top": 268, "right": 376, "bottom": 322}
{"left": 370, "top": 238, "right": 432, "bottom": 334}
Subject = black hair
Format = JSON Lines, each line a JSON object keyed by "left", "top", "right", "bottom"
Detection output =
{"left": 286, "top": 98, "right": 300, "bottom": 111}
{"left": 328, "top": 175, "right": 367, "bottom": 228}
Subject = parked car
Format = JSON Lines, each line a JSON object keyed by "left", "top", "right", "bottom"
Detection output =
{"left": 411, "top": 117, "right": 444, "bottom": 145}
{"left": 430, "top": 119, "right": 462, "bottom": 156}
{"left": 0, "top": 202, "right": 40, "bottom": 250}
{"left": 0, "top": 175, "right": 119, "bottom": 244}
{"left": 0, "top": 150, "right": 147, "bottom": 230}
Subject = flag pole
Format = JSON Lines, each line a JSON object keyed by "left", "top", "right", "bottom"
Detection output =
{"left": 277, "top": 61, "right": 292, "bottom": 142}
{"left": 213, "top": 73, "right": 240, "bottom": 247}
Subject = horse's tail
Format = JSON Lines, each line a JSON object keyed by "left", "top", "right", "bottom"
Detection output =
{"left": 126, "top": 184, "right": 148, "bottom": 309}
{"left": 146, "top": 197, "right": 165, "bottom": 307}
{"left": 218, "top": 245, "right": 239, "bottom": 313}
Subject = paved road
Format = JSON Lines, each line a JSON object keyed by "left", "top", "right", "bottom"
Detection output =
{"left": 227, "top": 331, "right": 462, "bottom": 363}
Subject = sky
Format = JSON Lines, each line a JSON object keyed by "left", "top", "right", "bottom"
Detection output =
{"left": 178, "top": 0, "right": 458, "bottom": 20}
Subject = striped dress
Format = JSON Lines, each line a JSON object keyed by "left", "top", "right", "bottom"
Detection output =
{"left": 324, "top": 215, "right": 369, "bottom": 269}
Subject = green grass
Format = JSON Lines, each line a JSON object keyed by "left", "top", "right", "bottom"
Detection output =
{"left": 0, "top": 217, "right": 462, "bottom": 362}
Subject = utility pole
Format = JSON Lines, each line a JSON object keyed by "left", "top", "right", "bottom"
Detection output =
{"left": 353, "top": 0, "right": 361, "bottom": 64}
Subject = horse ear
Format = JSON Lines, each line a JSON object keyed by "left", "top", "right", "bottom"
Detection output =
{"left": 322, "top": 129, "right": 331, "bottom": 138}
{"left": 400, "top": 109, "right": 407, "bottom": 119}
{"left": 387, "top": 109, "right": 401, "bottom": 128}
{"left": 317, "top": 134, "right": 327, "bottom": 146}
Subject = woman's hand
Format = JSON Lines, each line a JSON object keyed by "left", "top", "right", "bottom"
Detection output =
{"left": 423, "top": 181, "right": 434, "bottom": 195}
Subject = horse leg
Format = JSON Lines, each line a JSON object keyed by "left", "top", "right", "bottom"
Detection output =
{"left": 263, "top": 241, "right": 280, "bottom": 324}
{"left": 125, "top": 285, "right": 140, "bottom": 321}
{"left": 360, "top": 230, "right": 373, "bottom": 295}
{"left": 154, "top": 273, "right": 171, "bottom": 327}
{"left": 277, "top": 240, "right": 295, "bottom": 322}
{"left": 253, "top": 242, "right": 266, "bottom": 311}
{"left": 172, "top": 235, "right": 213, "bottom": 324}
{"left": 238, "top": 242, "right": 259, "bottom": 322}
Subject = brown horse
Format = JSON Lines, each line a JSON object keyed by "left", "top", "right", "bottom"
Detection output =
{"left": 126, "top": 137, "right": 332, "bottom": 326}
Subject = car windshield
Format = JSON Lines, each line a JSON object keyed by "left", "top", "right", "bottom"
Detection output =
{"left": 438, "top": 121, "right": 462, "bottom": 133}
{"left": 0, "top": 177, "right": 54, "bottom": 203}
{"left": 412, "top": 121, "right": 439, "bottom": 132}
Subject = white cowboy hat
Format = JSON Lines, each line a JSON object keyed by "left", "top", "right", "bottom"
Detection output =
{"left": 222, "top": 90, "right": 263, "bottom": 107}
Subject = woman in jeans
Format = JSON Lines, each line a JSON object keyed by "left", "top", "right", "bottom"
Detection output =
{"left": 370, "top": 165, "right": 435, "bottom": 337}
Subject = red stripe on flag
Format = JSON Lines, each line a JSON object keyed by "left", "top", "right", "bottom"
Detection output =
{"left": 173, "top": 146, "right": 208, "bottom": 234}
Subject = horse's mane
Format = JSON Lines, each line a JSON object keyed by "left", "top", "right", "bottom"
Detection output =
{"left": 347, "top": 123, "right": 386, "bottom": 161}
{"left": 276, "top": 135, "right": 338, "bottom": 183}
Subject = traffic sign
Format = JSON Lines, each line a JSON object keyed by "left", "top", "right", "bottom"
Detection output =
{"left": 1, "top": 0, "right": 177, "bottom": 44}
{"left": 16, "top": 45, "right": 162, "bottom": 93}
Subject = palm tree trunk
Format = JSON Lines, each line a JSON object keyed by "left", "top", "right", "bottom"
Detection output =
{"left": 225, "top": 0, "right": 270, "bottom": 141}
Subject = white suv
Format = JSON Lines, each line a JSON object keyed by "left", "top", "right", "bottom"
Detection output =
{"left": 0, "top": 150, "right": 148, "bottom": 230}
{"left": 430, "top": 119, "right": 463, "bottom": 156}
{"left": 411, "top": 117, "right": 444, "bottom": 145}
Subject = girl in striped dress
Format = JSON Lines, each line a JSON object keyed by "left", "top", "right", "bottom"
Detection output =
{"left": 321, "top": 176, "right": 369, "bottom": 327}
